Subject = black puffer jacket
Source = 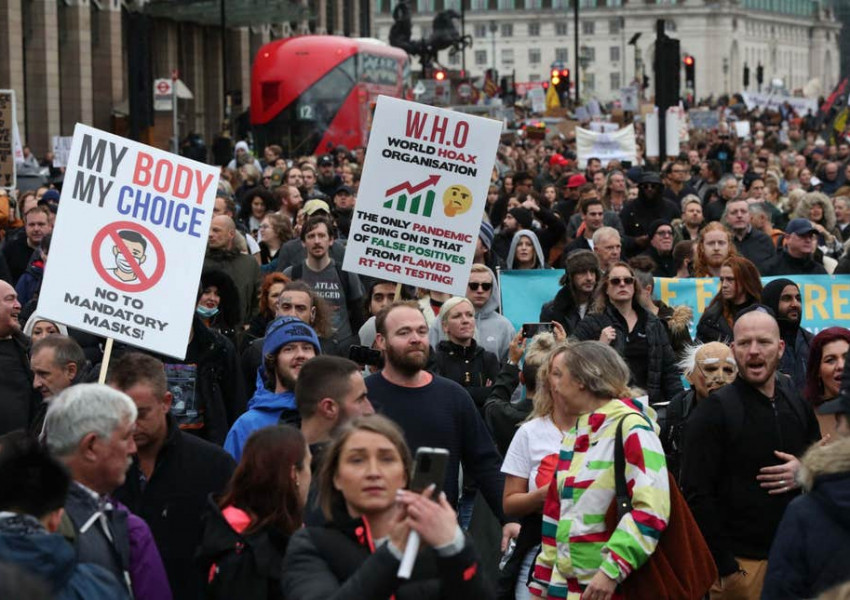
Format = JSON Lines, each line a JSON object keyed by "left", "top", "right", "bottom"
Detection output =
{"left": 539, "top": 285, "right": 585, "bottom": 336}
{"left": 431, "top": 339, "right": 500, "bottom": 408}
{"left": 695, "top": 301, "right": 734, "bottom": 343}
{"left": 572, "top": 303, "right": 683, "bottom": 405}
{"left": 281, "top": 505, "right": 494, "bottom": 600}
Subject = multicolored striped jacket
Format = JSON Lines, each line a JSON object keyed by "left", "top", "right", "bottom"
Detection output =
{"left": 529, "top": 397, "right": 670, "bottom": 599}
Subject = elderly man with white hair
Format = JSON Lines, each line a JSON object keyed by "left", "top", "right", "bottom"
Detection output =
{"left": 45, "top": 383, "right": 171, "bottom": 600}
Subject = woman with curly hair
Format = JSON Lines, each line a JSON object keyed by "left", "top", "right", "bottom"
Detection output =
{"left": 692, "top": 222, "right": 738, "bottom": 277}
{"left": 696, "top": 255, "right": 762, "bottom": 343}
{"left": 792, "top": 191, "right": 843, "bottom": 257}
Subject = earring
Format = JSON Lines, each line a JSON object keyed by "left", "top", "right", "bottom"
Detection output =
{"left": 295, "top": 480, "right": 300, "bottom": 488}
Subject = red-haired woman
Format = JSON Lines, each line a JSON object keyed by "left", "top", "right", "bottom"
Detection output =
{"left": 696, "top": 256, "right": 762, "bottom": 343}
{"left": 804, "top": 327, "right": 850, "bottom": 439}
{"left": 198, "top": 425, "right": 311, "bottom": 600}
{"left": 245, "top": 273, "right": 290, "bottom": 343}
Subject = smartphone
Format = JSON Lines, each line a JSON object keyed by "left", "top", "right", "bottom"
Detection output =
{"left": 620, "top": 160, "right": 632, "bottom": 169}
{"left": 409, "top": 447, "right": 450, "bottom": 495}
{"left": 522, "top": 322, "right": 554, "bottom": 338}
{"left": 348, "top": 345, "right": 382, "bottom": 367}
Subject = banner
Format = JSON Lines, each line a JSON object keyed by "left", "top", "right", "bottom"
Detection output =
{"left": 500, "top": 271, "right": 850, "bottom": 336}
{"left": 37, "top": 124, "right": 219, "bottom": 358}
{"left": 741, "top": 92, "right": 818, "bottom": 116}
{"left": 342, "top": 96, "right": 501, "bottom": 296}
{"left": 0, "top": 90, "right": 15, "bottom": 189}
{"left": 688, "top": 109, "right": 720, "bottom": 131}
{"left": 575, "top": 124, "right": 637, "bottom": 168}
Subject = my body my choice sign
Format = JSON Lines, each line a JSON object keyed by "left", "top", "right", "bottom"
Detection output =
{"left": 38, "top": 124, "right": 218, "bottom": 358}
{"left": 342, "top": 96, "right": 501, "bottom": 296}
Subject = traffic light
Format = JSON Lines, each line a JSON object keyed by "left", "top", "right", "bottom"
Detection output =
{"left": 434, "top": 69, "right": 446, "bottom": 81}
{"left": 654, "top": 31, "right": 680, "bottom": 109}
{"left": 756, "top": 63, "right": 764, "bottom": 90}
{"left": 550, "top": 68, "right": 561, "bottom": 88}
{"left": 683, "top": 55, "right": 695, "bottom": 87}
{"left": 743, "top": 63, "right": 750, "bottom": 89}
{"left": 557, "top": 68, "right": 570, "bottom": 98}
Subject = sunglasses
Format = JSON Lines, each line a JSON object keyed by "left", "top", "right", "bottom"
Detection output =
{"left": 609, "top": 277, "right": 634, "bottom": 286}
{"left": 468, "top": 282, "right": 493, "bottom": 291}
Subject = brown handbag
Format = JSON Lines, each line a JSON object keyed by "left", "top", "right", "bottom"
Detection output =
{"left": 603, "top": 415, "right": 717, "bottom": 600}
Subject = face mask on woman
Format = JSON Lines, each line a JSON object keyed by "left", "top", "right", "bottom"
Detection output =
{"left": 196, "top": 305, "right": 220, "bottom": 319}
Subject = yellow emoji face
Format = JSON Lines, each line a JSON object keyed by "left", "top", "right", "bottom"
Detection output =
{"left": 442, "top": 184, "right": 473, "bottom": 217}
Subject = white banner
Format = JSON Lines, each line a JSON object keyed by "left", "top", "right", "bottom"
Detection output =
{"left": 342, "top": 96, "right": 501, "bottom": 296}
{"left": 741, "top": 92, "right": 818, "bottom": 115}
{"left": 576, "top": 124, "right": 637, "bottom": 168}
{"left": 52, "top": 136, "right": 73, "bottom": 168}
{"left": 644, "top": 108, "right": 681, "bottom": 157}
{"left": 37, "top": 124, "right": 219, "bottom": 358}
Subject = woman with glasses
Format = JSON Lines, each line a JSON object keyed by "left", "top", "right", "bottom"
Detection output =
{"left": 572, "top": 261, "right": 683, "bottom": 406}
{"left": 696, "top": 255, "right": 762, "bottom": 343}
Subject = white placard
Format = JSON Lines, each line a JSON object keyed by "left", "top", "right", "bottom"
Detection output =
{"left": 620, "top": 86, "right": 638, "bottom": 112}
{"left": 734, "top": 120, "right": 751, "bottom": 139}
{"left": 0, "top": 90, "right": 15, "bottom": 190}
{"left": 342, "top": 96, "right": 501, "bottom": 296}
{"left": 52, "top": 136, "right": 73, "bottom": 168}
{"left": 576, "top": 124, "right": 637, "bottom": 168}
{"left": 37, "top": 124, "right": 219, "bottom": 358}
{"left": 644, "top": 108, "right": 681, "bottom": 157}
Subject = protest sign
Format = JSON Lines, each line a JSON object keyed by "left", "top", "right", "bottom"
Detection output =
{"left": 741, "top": 92, "right": 818, "bottom": 116}
{"left": 342, "top": 96, "right": 501, "bottom": 296}
{"left": 620, "top": 86, "right": 639, "bottom": 112}
{"left": 589, "top": 121, "right": 619, "bottom": 133}
{"left": 689, "top": 109, "right": 720, "bottom": 130}
{"left": 52, "top": 136, "right": 74, "bottom": 168}
{"left": 734, "top": 120, "right": 751, "bottom": 139}
{"left": 37, "top": 124, "right": 219, "bottom": 359}
{"left": 645, "top": 108, "right": 681, "bottom": 157}
{"left": 500, "top": 271, "right": 850, "bottom": 336}
{"left": 575, "top": 124, "right": 637, "bottom": 168}
{"left": 0, "top": 90, "right": 15, "bottom": 190}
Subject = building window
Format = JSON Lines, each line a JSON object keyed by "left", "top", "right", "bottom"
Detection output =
{"left": 584, "top": 47, "right": 596, "bottom": 62}
{"left": 530, "top": 74, "right": 541, "bottom": 82}
{"left": 551, "top": 0, "right": 568, "bottom": 7}
{"left": 528, "top": 22, "right": 540, "bottom": 37}
{"left": 582, "top": 21, "right": 594, "bottom": 35}
{"left": 501, "top": 23, "right": 513, "bottom": 37}
{"left": 609, "top": 18, "right": 621, "bottom": 34}
{"left": 524, "top": 0, "right": 542, "bottom": 7}
{"left": 555, "top": 47, "right": 568, "bottom": 62}
{"left": 474, "top": 24, "right": 488, "bottom": 38}
{"left": 610, "top": 72, "right": 621, "bottom": 90}
{"left": 497, "top": 0, "right": 515, "bottom": 8}
{"left": 416, "top": 0, "right": 435, "bottom": 12}
{"left": 475, "top": 50, "right": 487, "bottom": 65}
{"left": 502, "top": 48, "right": 515, "bottom": 66}
{"left": 470, "top": 0, "right": 487, "bottom": 9}
{"left": 443, "top": 0, "right": 461, "bottom": 8}
{"left": 448, "top": 52, "right": 460, "bottom": 65}
{"left": 586, "top": 73, "right": 595, "bottom": 91}
{"left": 609, "top": 46, "right": 620, "bottom": 62}
{"left": 529, "top": 48, "right": 541, "bottom": 64}
{"left": 555, "top": 22, "right": 568, "bottom": 36}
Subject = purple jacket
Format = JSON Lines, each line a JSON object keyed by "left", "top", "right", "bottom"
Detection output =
{"left": 115, "top": 501, "right": 173, "bottom": 600}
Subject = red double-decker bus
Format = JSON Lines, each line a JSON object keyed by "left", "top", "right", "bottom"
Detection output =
{"left": 251, "top": 36, "right": 411, "bottom": 157}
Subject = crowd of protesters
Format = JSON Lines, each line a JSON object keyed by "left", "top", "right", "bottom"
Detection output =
{"left": 1, "top": 95, "right": 850, "bottom": 600}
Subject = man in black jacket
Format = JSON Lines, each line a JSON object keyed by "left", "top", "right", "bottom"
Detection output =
{"left": 619, "top": 171, "right": 680, "bottom": 255}
{"left": 724, "top": 198, "right": 776, "bottom": 268}
{"left": 111, "top": 352, "right": 236, "bottom": 600}
{"left": 539, "top": 249, "right": 599, "bottom": 334}
{"left": 681, "top": 308, "right": 821, "bottom": 599}
{"left": 762, "top": 218, "right": 827, "bottom": 276}
{"left": 0, "top": 281, "right": 39, "bottom": 436}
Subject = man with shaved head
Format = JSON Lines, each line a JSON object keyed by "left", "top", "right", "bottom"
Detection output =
{"left": 680, "top": 307, "right": 821, "bottom": 600}
{"left": 204, "top": 215, "right": 261, "bottom": 323}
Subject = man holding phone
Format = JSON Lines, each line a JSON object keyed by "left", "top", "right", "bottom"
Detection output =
{"left": 368, "top": 301, "right": 518, "bottom": 548}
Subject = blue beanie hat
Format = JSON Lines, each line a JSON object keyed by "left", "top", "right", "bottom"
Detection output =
{"left": 262, "top": 316, "right": 321, "bottom": 356}
{"left": 479, "top": 221, "right": 495, "bottom": 249}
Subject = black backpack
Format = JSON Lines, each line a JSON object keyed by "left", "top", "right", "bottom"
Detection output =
{"left": 203, "top": 526, "right": 286, "bottom": 600}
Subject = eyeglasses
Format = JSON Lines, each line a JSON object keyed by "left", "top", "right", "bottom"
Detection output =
{"left": 609, "top": 277, "right": 634, "bottom": 286}
{"left": 468, "top": 282, "right": 492, "bottom": 291}
{"left": 654, "top": 230, "right": 673, "bottom": 237}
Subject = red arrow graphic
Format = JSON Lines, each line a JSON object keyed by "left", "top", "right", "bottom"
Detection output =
{"left": 385, "top": 174, "right": 441, "bottom": 197}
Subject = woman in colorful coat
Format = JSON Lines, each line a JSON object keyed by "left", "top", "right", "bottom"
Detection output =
{"left": 528, "top": 341, "right": 671, "bottom": 600}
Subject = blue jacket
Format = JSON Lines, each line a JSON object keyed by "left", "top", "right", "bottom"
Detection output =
{"left": 224, "top": 379, "right": 296, "bottom": 462}
{"left": 0, "top": 513, "right": 129, "bottom": 599}
{"left": 762, "top": 437, "right": 850, "bottom": 599}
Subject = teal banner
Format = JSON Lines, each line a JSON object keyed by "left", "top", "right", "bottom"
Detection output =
{"left": 499, "top": 271, "right": 850, "bottom": 336}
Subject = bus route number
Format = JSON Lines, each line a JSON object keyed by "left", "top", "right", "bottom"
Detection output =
{"left": 298, "top": 105, "right": 314, "bottom": 120}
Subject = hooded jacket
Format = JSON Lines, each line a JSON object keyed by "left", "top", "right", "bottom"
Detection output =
{"left": 530, "top": 398, "right": 670, "bottom": 598}
{"left": 506, "top": 230, "right": 549, "bottom": 270}
{"left": 572, "top": 303, "right": 684, "bottom": 405}
{"left": 432, "top": 339, "right": 501, "bottom": 408}
{"left": 762, "top": 436, "right": 850, "bottom": 599}
{"left": 428, "top": 265, "right": 515, "bottom": 363}
{"left": 0, "top": 513, "right": 129, "bottom": 599}
{"left": 224, "top": 381, "right": 297, "bottom": 462}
